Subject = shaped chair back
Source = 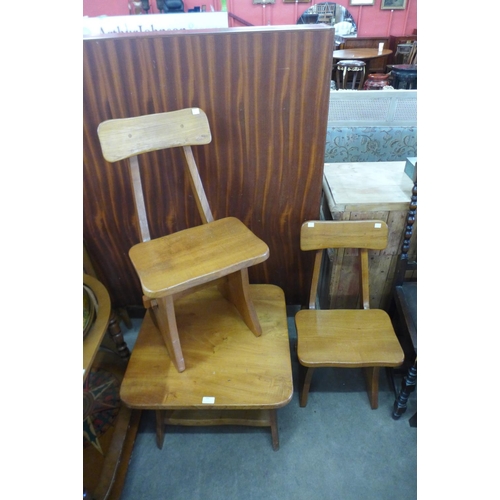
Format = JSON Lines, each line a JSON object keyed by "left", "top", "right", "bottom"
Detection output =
{"left": 300, "top": 220, "right": 388, "bottom": 310}
{"left": 98, "top": 108, "right": 214, "bottom": 242}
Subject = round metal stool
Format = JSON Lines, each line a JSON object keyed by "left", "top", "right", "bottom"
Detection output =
{"left": 335, "top": 60, "right": 366, "bottom": 90}
{"left": 391, "top": 64, "right": 417, "bottom": 89}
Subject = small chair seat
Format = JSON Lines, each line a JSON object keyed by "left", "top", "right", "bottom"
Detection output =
{"left": 335, "top": 60, "right": 366, "bottom": 90}
{"left": 296, "top": 309, "right": 404, "bottom": 367}
{"left": 129, "top": 217, "right": 269, "bottom": 298}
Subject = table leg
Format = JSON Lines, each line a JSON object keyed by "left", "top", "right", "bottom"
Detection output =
{"left": 156, "top": 410, "right": 165, "bottom": 449}
{"left": 270, "top": 409, "right": 279, "bottom": 451}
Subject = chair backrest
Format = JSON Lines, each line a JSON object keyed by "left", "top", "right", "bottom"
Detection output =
{"left": 97, "top": 108, "right": 213, "bottom": 243}
{"left": 407, "top": 41, "right": 417, "bottom": 65}
{"left": 300, "top": 220, "right": 388, "bottom": 310}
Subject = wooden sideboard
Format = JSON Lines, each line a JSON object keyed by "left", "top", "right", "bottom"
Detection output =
{"left": 338, "top": 37, "right": 391, "bottom": 73}
{"left": 83, "top": 25, "right": 334, "bottom": 308}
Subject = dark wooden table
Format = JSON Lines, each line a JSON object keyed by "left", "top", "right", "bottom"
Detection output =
{"left": 332, "top": 48, "right": 393, "bottom": 61}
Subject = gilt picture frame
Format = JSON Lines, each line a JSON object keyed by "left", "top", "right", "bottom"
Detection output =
{"left": 381, "top": 0, "right": 407, "bottom": 9}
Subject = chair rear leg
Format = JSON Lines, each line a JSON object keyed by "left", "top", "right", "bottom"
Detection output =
{"left": 218, "top": 269, "right": 262, "bottom": 337}
{"left": 300, "top": 366, "right": 316, "bottom": 408}
{"left": 363, "top": 366, "right": 380, "bottom": 409}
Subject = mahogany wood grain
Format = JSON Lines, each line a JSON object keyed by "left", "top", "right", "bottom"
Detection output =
{"left": 83, "top": 25, "right": 334, "bottom": 308}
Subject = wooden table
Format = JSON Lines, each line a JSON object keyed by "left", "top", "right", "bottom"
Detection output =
{"left": 333, "top": 48, "right": 393, "bottom": 61}
{"left": 320, "top": 162, "right": 415, "bottom": 310}
{"left": 120, "top": 284, "right": 293, "bottom": 451}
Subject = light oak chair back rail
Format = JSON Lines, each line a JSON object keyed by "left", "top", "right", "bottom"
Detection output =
{"left": 97, "top": 108, "right": 270, "bottom": 373}
{"left": 295, "top": 220, "right": 404, "bottom": 409}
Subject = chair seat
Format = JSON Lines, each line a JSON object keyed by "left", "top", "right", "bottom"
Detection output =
{"left": 337, "top": 60, "right": 366, "bottom": 69}
{"left": 296, "top": 308, "right": 404, "bottom": 367}
{"left": 129, "top": 216, "right": 269, "bottom": 298}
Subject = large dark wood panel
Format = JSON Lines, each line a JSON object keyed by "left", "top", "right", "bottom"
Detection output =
{"left": 84, "top": 25, "right": 334, "bottom": 307}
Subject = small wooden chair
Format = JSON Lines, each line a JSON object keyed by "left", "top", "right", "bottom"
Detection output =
{"left": 295, "top": 220, "right": 404, "bottom": 409}
{"left": 98, "top": 108, "right": 269, "bottom": 373}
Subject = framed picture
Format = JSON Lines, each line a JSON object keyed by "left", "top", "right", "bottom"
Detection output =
{"left": 381, "top": 0, "right": 407, "bottom": 9}
{"left": 350, "top": 0, "right": 375, "bottom": 5}
{"left": 283, "top": 0, "right": 310, "bottom": 3}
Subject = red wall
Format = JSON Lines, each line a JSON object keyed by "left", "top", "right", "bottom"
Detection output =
{"left": 83, "top": 0, "right": 417, "bottom": 37}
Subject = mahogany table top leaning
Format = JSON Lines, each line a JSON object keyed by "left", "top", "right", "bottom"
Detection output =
{"left": 333, "top": 48, "right": 392, "bottom": 61}
{"left": 120, "top": 284, "right": 293, "bottom": 450}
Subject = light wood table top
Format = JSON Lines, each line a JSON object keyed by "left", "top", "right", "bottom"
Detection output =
{"left": 323, "top": 161, "right": 413, "bottom": 212}
{"left": 83, "top": 274, "right": 111, "bottom": 381}
{"left": 333, "top": 48, "right": 392, "bottom": 60}
{"left": 120, "top": 284, "right": 293, "bottom": 410}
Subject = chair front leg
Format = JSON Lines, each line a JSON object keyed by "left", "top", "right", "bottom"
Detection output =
{"left": 300, "top": 366, "right": 316, "bottom": 408}
{"left": 152, "top": 295, "right": 186, "bottom": 373}
{"left": 363, "top": 366, "right": 380, "bottom": 409}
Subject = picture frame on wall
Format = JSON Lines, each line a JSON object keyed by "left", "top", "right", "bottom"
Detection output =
{"left": 380, "top": 0, "right": 407, "bottom": 9}
{"left": 283, "top": 0, "right": 310, "bottom": 3}
{"left": 350, "top": 0, "right": 375, "bottom": 5}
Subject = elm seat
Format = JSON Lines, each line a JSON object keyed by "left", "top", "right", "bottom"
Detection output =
{"left": 295, "top": 220, "right": 404, "bottom": 409}
{"left": 97, "top": 108, "right": 269, "bottom": 373}
{"left": 335, "top": 60, "right": 366, "bottom": 90}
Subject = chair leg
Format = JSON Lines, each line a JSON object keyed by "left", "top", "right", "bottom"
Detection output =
{"left": 152, "top": 296, "right": 186, "bottom": 373}
{"left": 363, "top": 366, "right": 380, "bottom": 409}
{"left": 218, "top": 268, "right": 262, "bottom": 337}
{"left": 358, "top": 68, "right": 366, "bottom": 89}
{"left": 300, "top": 366, "right": 315, "bottom": 408}
{"left": 351, "top": 71, "right": 358, "bottom": 90}
{"left": 342, "top": 68, "right": 348, "bottom": 90}
{"left": 156, "top": 410, "right": 165, "bottom": 449}
{"left": 269, "top": 409, "right": 279, "bottom": 451}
